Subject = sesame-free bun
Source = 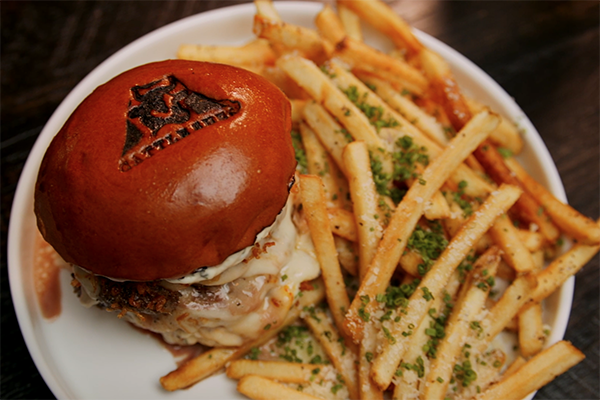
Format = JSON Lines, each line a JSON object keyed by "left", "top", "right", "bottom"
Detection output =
{"left": 34, "top": 60, "right": 295, "bottom": 281}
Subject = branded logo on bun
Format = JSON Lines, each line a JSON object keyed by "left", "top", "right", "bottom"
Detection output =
{"left": 34, "top": 60, "right": 321, "bottom": 347}
{"left": 122, "top": 75, "right": 241, "bottom": 172}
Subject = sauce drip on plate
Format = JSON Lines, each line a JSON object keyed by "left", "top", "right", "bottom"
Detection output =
{"left": 33, "top": 230, "right": 70, "bottom": 320}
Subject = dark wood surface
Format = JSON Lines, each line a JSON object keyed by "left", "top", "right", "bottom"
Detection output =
{"left": 1, "top": 1, "right": 598, "bottom": 399}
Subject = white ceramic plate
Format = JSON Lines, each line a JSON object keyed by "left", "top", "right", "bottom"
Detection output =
{"left": 8, "top": 2, "right": 573, "bottom": 399}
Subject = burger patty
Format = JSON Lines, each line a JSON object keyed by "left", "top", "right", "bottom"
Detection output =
{"left": 73, "top": 274, "right": 181, "bottom": 315}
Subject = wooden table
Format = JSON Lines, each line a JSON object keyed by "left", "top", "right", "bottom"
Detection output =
{"left": 2, "top": 1, "right": 598, "bottom": 398}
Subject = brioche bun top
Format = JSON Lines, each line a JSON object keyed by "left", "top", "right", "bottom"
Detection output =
{"left": 34, "top": 60, "right": 295, "bottom": 281}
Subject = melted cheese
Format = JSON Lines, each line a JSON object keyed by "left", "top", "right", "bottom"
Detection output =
{"left": 75, "top": 194, "right": 322, "bottom": 347}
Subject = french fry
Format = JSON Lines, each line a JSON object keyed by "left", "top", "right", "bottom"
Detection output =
{"left": 290, "top": 99, "right": 307, "bottom": 123}
{"left": 474, "top": 141, "right": 560, "bottom": 243}
{"left": 419, "top": 48, "right": 470, "bottom": 129}
{"left": 489, "top": 213, "right": 536, "bottom": 273}
{"left": 253, "top": 15, "right": 333, "bottom": 64}
{"left": 343, "top": 141, "right": 383, "bottom": 279}
{"left": 337, "top": 4, "right": 363, "bottom": 41}
{"left": 398, "top": 248, "right": 423, "bottom": 277}
{"left": 465, "top": 96, "right": 523, "bottom": 154}
{"left": 315, "top": 4, "right": 346, "bottom": 45}
{"left": 454, "top": 349, "right": 506, "bottom": 399}
{"left": 479, "top": 273, "right": 538, "bottom": 349}
{"left": 343, "top": 110, "right": 499, "bottom": 343}
{"left": 358, "top": 73, "right": 449, "bottom": 146}
{"left": 333, "top": 36, "right": 428, "bottom": 96}
{"left": 505, "top": 157, "right": 600, "bottom": 245}
{"left": 237, "top": 375, "right": 323, "bottom": 400}
{"left": 371, "top": 184, "right": 521, "bottom": 390}
{"left": 300, "top": 175, "right": 351, "bottom": 340}
{"left": 254, "top": 0, "right": 282, "bottom": 22}
{"left": 334, "top": 236, "right": 358, "bottom": 277}
{"left": 160, "top": 280, "right": 325, "bottom": 391}
{"left": 260, "top": 65, "right": 311, "bottom": 100}
{"left": 328, "top": 207, "right": 358, "bottom": 242}
{"left": 501, "top": 356, "right": 527, "bottom": 380}
{"left": 299, "top": 122, "right": 349, "bottom": 209}
{"left": 516, "top": 228, "right": 545, "bottom": 253}
{"left": 302, "top": 306, "right": 359, "bottom": 399}
{"left": 161, "top": 347, "right": 237, "bottom": 391}
{"left": 359, "top": 322, "right": 384, "bottom": 400}
{"left": 227, "top": 360, "right": 330, "bottom": 383}
{"left": 518, "top": 301, "right": 546, "bottom": 357}
{"left": 302, "top": 101, "right": 351, "bottom": 175}
{"left": 337, "top": 0, "right": 423, "bottom": 58}
{"left": 392, "top": 269, "right": 462, "bottom": 400}
{"left": 277, "top": 55, "right": 389, "bottom": 157}
{"left": 177, "top": 39, "right": 276, "bottom": 68}
{"left": 322, "top": 60, "right": 452, "bottom": 220}
{"left": 325, "top": 61, "right": 493, "bottom": 200}
{"left": 477, "top": 341, "right": 585, "bottom": 400}
{"left": 529, "top": 221, "right": 600, "bottom": 304}
{"left": 421, "top": 48, "right": 560, "bottom": 243}
{"left": 423, "top": 246, "right": 501, "bottom": 400}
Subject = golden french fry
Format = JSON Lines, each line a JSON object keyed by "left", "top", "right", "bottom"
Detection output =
{"left": 529, "top": 222, "right": 600, "bottom": 303}
{"left": 359, "top": 322, "right": 384, "bottom": 400}
{"left": 421, "top": 47, "right": 559, "bottom": 243}
{"left": 177, "top": 39, "right": 276, "bottom": 67}
{"left": 501, "top": 356, "right": 527, "bottom": 380}
{"left": 237, "top": 375, "right": 323, "bottom": 400}
{"left": 398, "top": 247, "right": 423, "bottom": 277}
{"left": 254, "top": 0, "right": 282, "bottom": 22}
{"left": 324, "top": 61, "right": 494, "bottom": 201}
{"left": 518, "top": 301, "right": 546, "bottom": 357}
{"left": 465, "top": 96, "right": 523, "bottom": 154}
{"left": 343, "top": 141, "right": 383, "bottom": 279}
{"left": 278, "top": 55, "right": 388, "bottom": 155}
{"left": 359, "top": 73, "right": 449, "bottom": 146}
{"left": 505, "top": 157, "right": 600, "bottom": 245}
{"left": 302, "top": 306, "right": 359, "bottom": 399}
{"left": 226, "top": 360, "right": 329, "bottom": 383}
{"left": 337, "top": 0, "right": 423, "bottom": 57}
{"left": 343, "top": 110, "right": 499, "bottom": 343}
{"left": 290, "top": 100, "right": 307, "bottom": 124}
{"left": 516, "top": 228, "right": 545, "bottom": 252}
{"left": 423, "top": 247, "right": 501, "bottom": 400}
{"left": 334, "top": 236, "right": 358, "bottom": 277}
{"left": 480, "top": 273, "right": 538, "bottom": 348}
{"left": 333, "top": 36, "right": 428, "bottom": 96}
{"left": 477, "top": 341, "right": 585, "bottom": 400}
{"left": 489, "top": 214, "right": 536, "bottom": 273}
{"left": 300, "top": 175, "right": 351, "bottom": 338}
{"left": 302, "top": 101, "right": 351, "bottom": 174}
{"left": 161, "top": 347, "right": 237, "bottom": 391}
{"left": 371, "top": 184, "right": 521, "bottom": 390}
{"left": 392, "top": 269, "right": 462, "bottom": 400}
{"left": 315, "top": 4, "right": 346, "bottom": 44}
{"left": 254, "top": 14, "right": 332, "bottom": 64}
{"left": 337, "top": 4, "right": 363, "bottom": 41}
{"left": 300, "top": 122, "right": 348, "bottom": 209}
{"left": 328, "top": 207, "right": 358, "bottom": 242}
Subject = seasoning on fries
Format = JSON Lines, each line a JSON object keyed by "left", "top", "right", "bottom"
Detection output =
{"left": 160, "top": 1, "right": 597, "bottom": 398}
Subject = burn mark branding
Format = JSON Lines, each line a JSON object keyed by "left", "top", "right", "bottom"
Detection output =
{"left": 119, "top": 75, "right": 240, "bottom": 172}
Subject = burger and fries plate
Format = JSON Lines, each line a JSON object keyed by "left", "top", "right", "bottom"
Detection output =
{"left": 9, "top": 2, "right": 574, "bottom": 399}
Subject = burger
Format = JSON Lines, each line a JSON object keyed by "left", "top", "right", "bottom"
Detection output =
{"left": 34, "top": 60, "right": 321, "bottom": 347}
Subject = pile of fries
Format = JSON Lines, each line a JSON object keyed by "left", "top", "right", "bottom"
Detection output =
{"left": 161, "top": 1, "right": 600, "bottom": 399}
